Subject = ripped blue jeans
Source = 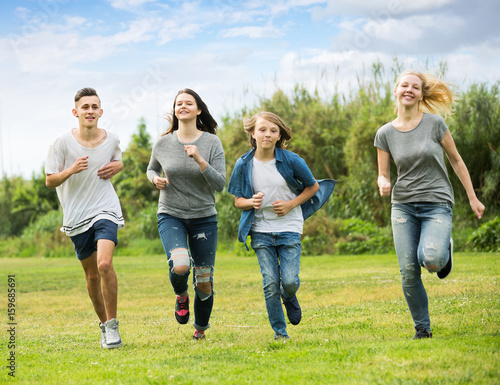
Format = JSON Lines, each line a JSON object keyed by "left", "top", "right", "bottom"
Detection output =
{"left": 158, "top": 213, "right": 218, "bottom": 330}
{"left": 391, "top": 202, "right": 453, "bottom": 332}
{"left": 250, "top": 231, "right": 301, "bottom": 338}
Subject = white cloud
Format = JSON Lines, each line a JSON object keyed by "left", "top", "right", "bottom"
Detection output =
{"left": 312, "top": 0, "right": 454, "bottom": 18}
{"left": 61, "top": 16, "right": 88, "bottom": 28}
{"left": 14, "top": 7, "right": 30, "bottom": 19}
{"left": 220, "top": 24, "right": 283, "bottom": 39}
{"left": 157, "top": 20, "right": 204, "bottom": 45}
{"left": 331, "top": 11, "right": 471, "bottom": 56}
{"left": 363, "top": 14, "right": 464, "bottom": 43}
{"left": 109, "top": 0, "right": 157, "bottom": 10}
{"left": 111, "top": 18, "right": 156, "bottom": 43}
{"left": 4, "top": 18, "right": 156, "bottom": 73}
{"left": 244, "top": 0, "right": 324, "bottom": 16}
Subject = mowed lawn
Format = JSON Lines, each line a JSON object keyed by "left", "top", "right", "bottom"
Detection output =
{"left": 1, "top": 251, "right": 499, "bottom": 384}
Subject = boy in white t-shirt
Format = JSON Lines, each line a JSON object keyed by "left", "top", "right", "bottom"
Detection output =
{"left": 45, "top": 88, "right": 125, "bottom": 348}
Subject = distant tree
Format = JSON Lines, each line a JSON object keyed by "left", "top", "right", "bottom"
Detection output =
{"left": 12, "top": 167, "right": 59, "bottom": 219}
{"left": 0, "top": 176, "right": 32, "bottom": 237}
{"left": 449, "top": 82, "right": 500, "bottom": 216}
{"left": 113, "top": 118, "right": 158, "bottom": 220}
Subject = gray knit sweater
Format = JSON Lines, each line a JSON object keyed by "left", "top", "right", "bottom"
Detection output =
{"left": 147, "top": 131, "right": 226, "bottom": 219}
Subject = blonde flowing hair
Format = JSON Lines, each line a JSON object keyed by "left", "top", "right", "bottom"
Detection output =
{"left": 395, "top": 71, "right": 456, "bottom": 117}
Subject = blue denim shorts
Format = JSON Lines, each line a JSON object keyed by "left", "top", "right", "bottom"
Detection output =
{"left": 70, "top": 219, "right": 118, "bottom": 260}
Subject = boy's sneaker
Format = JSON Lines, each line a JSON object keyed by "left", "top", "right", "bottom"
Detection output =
{"left": 438, "top": 238, "right": 453, "bottom": 279}
{"left": 193, "top": 330, "right": 205, "bottom": 340}
{"left": 413, "top": 328, "right": 432, "bottom": 340}
{"left": 104, "top": 318, "right": 122, "bottom": 348}
{"left": 175, "top": 294, "right": 190, "bottom": 324}
{"left": 283, "top": 295, "right": 302, "bottom": 325}
{"left": 99, "top": 322, "right": 107, "bottom": 348}
{"left": 274, "top": 334, "right": 290, "bottom": 341}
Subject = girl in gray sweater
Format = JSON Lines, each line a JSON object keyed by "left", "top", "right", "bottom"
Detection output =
{"left": 147, "top": 89, "right": 226, "bottom": 340}
{"left": 375, "top": 71, "right": 485, "bottom": 340}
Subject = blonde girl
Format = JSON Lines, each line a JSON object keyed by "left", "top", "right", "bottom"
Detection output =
{"left": 374, "top": 71, "right": 485, "bottom": 339}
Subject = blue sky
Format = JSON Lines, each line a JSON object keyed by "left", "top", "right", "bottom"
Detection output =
{"left": 0, "top": 0, "right": 499, "bottom": 178}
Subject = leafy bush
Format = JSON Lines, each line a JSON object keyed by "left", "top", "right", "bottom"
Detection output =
{"left": 468, "top": 217, "right": 500, "bottom": 252}
{"left": 20, "top": 209, "right": 63, "bottom": 238}
{"left": 115, "top": 237, "right": 164, "bottom": 256}
{"left": 215, "top": 191, "right": 241, "bottom": 243}
{"left": 0, "top": 209, "right": 73, "bottom": 258}
{"left": 115, "top": 203, "right": 164, "bottom": 256}
{"left": 301, "top": 215, "right": 393, "bottom": 256}
{"left": 334, "top": 218, "right": 393, "bottom": 255}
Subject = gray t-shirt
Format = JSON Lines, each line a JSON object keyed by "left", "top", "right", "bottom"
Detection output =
{"left": 147, "top": 131, "right": 226, "bottom": 219}
{"left": 374, "top": 113, "right": 454, "bottom": 205}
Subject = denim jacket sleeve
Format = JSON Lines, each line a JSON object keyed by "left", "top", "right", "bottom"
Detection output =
{"left": 275, "top": 148, "right": 336, "bottom": 220}
{"left": 228, "top": 148, "right": 336, "bottom": 246}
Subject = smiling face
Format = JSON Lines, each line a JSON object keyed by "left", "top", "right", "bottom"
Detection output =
{"left": 252, "top": 117, "right": 281, "bottom": 151}
{"left": 72, "top": 95, "right": 102, "bottom": 128}
{"left": 174, "top": 93, "right": 201, "bottom": 122}
{"left": 394, "top": 74, "right": 424, "bottom": 109}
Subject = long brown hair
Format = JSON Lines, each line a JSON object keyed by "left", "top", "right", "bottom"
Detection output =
{"left": 163, "top": 89, "right": 218, "bottom": 136}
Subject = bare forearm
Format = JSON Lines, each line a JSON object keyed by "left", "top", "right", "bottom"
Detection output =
{"left": 289, "top": 183, "right": 319, "bottom": 209}
{"left": 46, "top": 169, "right": 73, "bottom": 189}
{"left": 46, "top": 156, "right": 88, "bottom": 188}
{"left": 450, "top": 158, "right": 477, "bottom": 201}
{"left": 235, "top": 197, "right": 254, "bottom": 210}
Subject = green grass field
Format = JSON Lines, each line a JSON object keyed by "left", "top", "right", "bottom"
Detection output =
{"left": 1, "top": 251, "right": 499, "bottom": 384}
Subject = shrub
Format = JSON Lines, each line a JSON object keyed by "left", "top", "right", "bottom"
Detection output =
{"left": 468, "top": 217, "right": 500, "bottom": 252}
{"left": 0, "top": 210, "right": 74, "bottom": 258}
{"left": 301, "top": 215, "right": 393, "bottom": 256}
{"left": 334, "top": 218, "right": 393, "bottom": 255}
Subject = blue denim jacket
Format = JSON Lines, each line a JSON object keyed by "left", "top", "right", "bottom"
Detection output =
{"left": 227, "top": 148, "right": 336, "bottom": 246}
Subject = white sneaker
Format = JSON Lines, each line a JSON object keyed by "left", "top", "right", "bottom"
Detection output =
{"left": 104, "top": 318, "right": 123, "bottom": 348}
{"left": 99, "top": 323, "right": 107, "bottom": 348}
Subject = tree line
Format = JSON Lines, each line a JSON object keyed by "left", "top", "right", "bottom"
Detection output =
{"left": 1, "top": 63, "right": 498, "bottom": 257}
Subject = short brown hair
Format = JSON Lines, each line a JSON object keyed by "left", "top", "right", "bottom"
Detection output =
{"left": 75, "top": 87, "right": 100, "bottom": 103}
{"left": 244, "top": 111, "right": 292, "bottom": 149}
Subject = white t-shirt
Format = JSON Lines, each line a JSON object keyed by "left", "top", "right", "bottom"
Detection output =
{"left": 251, "top": 157, "right": 303, "bottom": 234}
{"left": 45, "top": 129, "right": 125, "bottom": 236}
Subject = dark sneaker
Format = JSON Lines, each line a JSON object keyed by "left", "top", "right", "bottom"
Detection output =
{"left": 193, "top": 330, "right": 205, "bottom": 340}
{"left": 274, "top": 334, "right": 290, "bottom": 341}
{"left": 438, "top": 238, "right": 453, "bottom": 279}
{"left": 413, "top": 328, "right": 432, "bottom": 340}
{"left": 283, "top": 295, "right": 302, "bottom": 325}
{"left": 175, "top": 294, "right": 190, "bottom": 324}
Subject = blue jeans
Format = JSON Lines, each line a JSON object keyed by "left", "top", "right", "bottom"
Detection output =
{"left": 391, "top": 203, "right": 453, "bottom": 331}
{"left": 158, "top": 214, "right": 218, "bottom": 330}
{"left": 250, "top": 231, "right": 301, "bottom": 337}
